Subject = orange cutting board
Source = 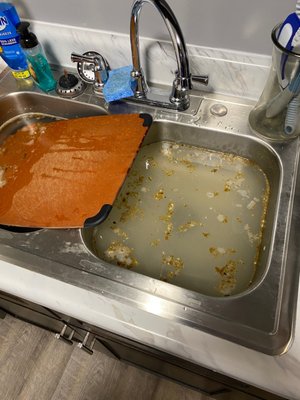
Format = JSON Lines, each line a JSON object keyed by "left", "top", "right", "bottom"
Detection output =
{"left": 0, "top": 113, "right": 152, "bottom": 228}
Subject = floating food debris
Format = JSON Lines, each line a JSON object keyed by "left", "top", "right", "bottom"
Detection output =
{"left": 154, "top": 188, "right": 165, "bottom": 200}
{"left": 217, "top": 214, "right": 228, "bottom": 223}
{"left": 161, "top": 253, "right": 184, "bottom": 281}
{"left": 92, "top": 140, "right": 269, "bottom": 297}
{"left": 150, "top": 239, "right": 160, "bottom": 247}
{"left": 209, "top": 247, "right": 237, "bottom": 257}
{"left": 111, "top": 227, "right": 128, "bottom": 240}
{"left": 104, "top": 241, "right": 138, "bottom": 269}
{"left": 160, "top": 201, "right": 175, "bottom": 240}
{"left": 178, "top": 220, "right": 198, "bottom": 232}
{"left": 206, "top": 192, "right": 219, "bottom": 198}
{"left": 215, "top": 260, "right": 238, "bottom": 295}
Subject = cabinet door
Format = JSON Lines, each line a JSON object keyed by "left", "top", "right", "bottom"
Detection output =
{"left": 0, "top": 296, "right": 64, "bottom": 334}
{"left": 0, "top": 296, "right": 84, "bottom": 344}
{"left": 0, "top": 292, "right": 283, "bottom": 400}
{"left": 0, "top": 307, "right": 6, "bottom": 319}
{"left": 94, "top": 336, "right": 231, "bottom": 398}
{"left": 0, "top": 290, "right": 61, "bottom": 319}
{"left": 68, "top": 319, "right": 284, "bottom": 400}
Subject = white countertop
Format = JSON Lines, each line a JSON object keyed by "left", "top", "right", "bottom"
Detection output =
{"left": 1, "top": 23, "right": 300, "bottom": 399}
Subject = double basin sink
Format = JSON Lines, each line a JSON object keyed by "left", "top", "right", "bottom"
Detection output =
{"left": 0, "top": 68, "right": 299, "bottom": 355}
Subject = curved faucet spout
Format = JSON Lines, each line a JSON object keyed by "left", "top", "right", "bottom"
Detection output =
{"left": 130, "top": 0, "right": 193, "bottom": 110}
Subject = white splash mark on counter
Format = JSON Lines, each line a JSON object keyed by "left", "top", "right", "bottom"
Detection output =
{"left": 59, "top": 242, "right": 87, "bottom": 255}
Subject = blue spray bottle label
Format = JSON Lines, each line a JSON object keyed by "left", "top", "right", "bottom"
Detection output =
{"left": 0, "top": 3, "right": 29, "bottom": 78}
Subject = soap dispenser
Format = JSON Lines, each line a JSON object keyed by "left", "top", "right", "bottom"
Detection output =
{"left": 16, "top": 21, "right": 56, "bottom": 92}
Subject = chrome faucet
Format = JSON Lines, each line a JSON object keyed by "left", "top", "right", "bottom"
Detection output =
{"left": 130, "top": 0, "right": 208, "bottom": 111}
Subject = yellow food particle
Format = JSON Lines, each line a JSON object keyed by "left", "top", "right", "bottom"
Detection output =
{"left": 160, "top": 253, "right": 184, "bottom": 281}
{"left": 111, "top": 227, "right": 128, "bottom": 240}
{"left": 104, "top": 241, "right": 138, "bottom": 269}
{"left": 162, "top": 254, "right": 184, "bottom": 269}
{"left": 178, "top": 220, "right": 198, "bottom": 232}
{"left": 160, "top": 201, "right": 175, "bottom": 240}
{"left": 224, "top": 183, "right": 231, "bottom": 192}
{"left": 215, "top": 260, "right": 237, "bottom": 295}
{"left": 154, "top": 188, "right": 165, "bottom": 200}
{"left": 150, "top": 239, "right": 160, "bottom": 247}
{"left": 164, "top": 169, "right": 175, "bottom": 176}
{"left": 179, "top": 159, "right": 196, "bottom": 171}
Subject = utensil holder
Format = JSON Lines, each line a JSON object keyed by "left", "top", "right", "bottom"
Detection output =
{"left": 249, "top": 23, "right": 300, "bottom": 142}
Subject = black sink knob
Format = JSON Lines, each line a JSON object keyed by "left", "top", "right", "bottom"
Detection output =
{"left": 56, "top": 70, "right": 86, "bottom": 98}
{"left": 58, "top": 72, "right": 79, "bottom": 89}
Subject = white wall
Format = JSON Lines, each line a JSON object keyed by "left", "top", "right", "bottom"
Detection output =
{"left": 13, "top": 0, "right": 296, "bottom": 55}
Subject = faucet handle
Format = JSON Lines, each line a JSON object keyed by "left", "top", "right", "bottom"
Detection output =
{"left": 71, "top": 51, "right": 110, "bottom": 94}
{"left": 191, "top": 74, "right": 209, "bottom": 86}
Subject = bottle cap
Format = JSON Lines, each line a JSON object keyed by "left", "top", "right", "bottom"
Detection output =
{"left": 16, "top": 21, "right": 38, "bottom": 48}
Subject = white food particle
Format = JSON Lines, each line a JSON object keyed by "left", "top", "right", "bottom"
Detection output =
{"left": 247, "top": 200, "right": 257, "bottom": 210}
{"left": 0, "top": 167, "right": 6, "bottom": 188}
{"left": 217, "top": 247, "right": 226, "bottom": 255}
{"left": 237, "top": 189, "right": 249, "bottom": 199}
{"left": 217, "top": 214, "right": 228, "bottom": 223}
{"left": 104, "top": 242, "right": 137, "bottom": 268}
{"left": 244, "top": 224, "right": 260, "bottom": 244}
{"left": 161, "top": 142, "right": 172, "bottom": 156}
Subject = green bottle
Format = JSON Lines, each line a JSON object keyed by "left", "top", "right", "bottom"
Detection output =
{"left": 17, "top": 21, "right": 56, "bottom": 92}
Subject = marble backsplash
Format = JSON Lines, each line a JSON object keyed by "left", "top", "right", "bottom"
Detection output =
{"left": 28, "top": 20, "right": 271, "bottom": 101}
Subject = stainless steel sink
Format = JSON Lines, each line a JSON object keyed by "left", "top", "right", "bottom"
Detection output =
{"left": 0, "top": 67, "right": 299, "bottom": 355}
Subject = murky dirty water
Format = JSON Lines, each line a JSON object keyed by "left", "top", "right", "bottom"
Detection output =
{"left": 88, "top": 141, "right": 268, "bottom": 296}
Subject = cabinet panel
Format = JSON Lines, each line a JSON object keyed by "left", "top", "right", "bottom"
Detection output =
{"left": 0, "top": 308, "right": 6, "bottom": 319}
{"left": 0, "top": 291, "right": 285, "bottom": 400}
{"left": 66, "top": 321, "right": 283, "bottom": 400}
{"left": 0, "top": 297, "right": 85, "bottom": 344}
{"left": 0, "top": 296, "right": 63, "bottom": 333}
{"left": 97, "top": 336, "right": 231, "bottom": 398}
{"left": 0, "top": 290, "right": 60, "bottom": 319}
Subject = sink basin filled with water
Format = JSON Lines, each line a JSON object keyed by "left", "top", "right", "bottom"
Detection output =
{"left": 83, "top": 120, "right": 279, "bottom": 298}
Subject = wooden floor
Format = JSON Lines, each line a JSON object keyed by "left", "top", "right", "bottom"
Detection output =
{"left": 0, "top": 314, "right": 213, "bottom": 400}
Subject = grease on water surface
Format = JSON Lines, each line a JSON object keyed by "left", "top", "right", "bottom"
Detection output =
{"left": 92, "top": 141, "right": 270, "bottom": 297}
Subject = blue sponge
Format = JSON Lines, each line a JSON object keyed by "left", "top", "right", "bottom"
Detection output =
{"left": 103, "top": 65, "right": 137, "bottom": 102}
